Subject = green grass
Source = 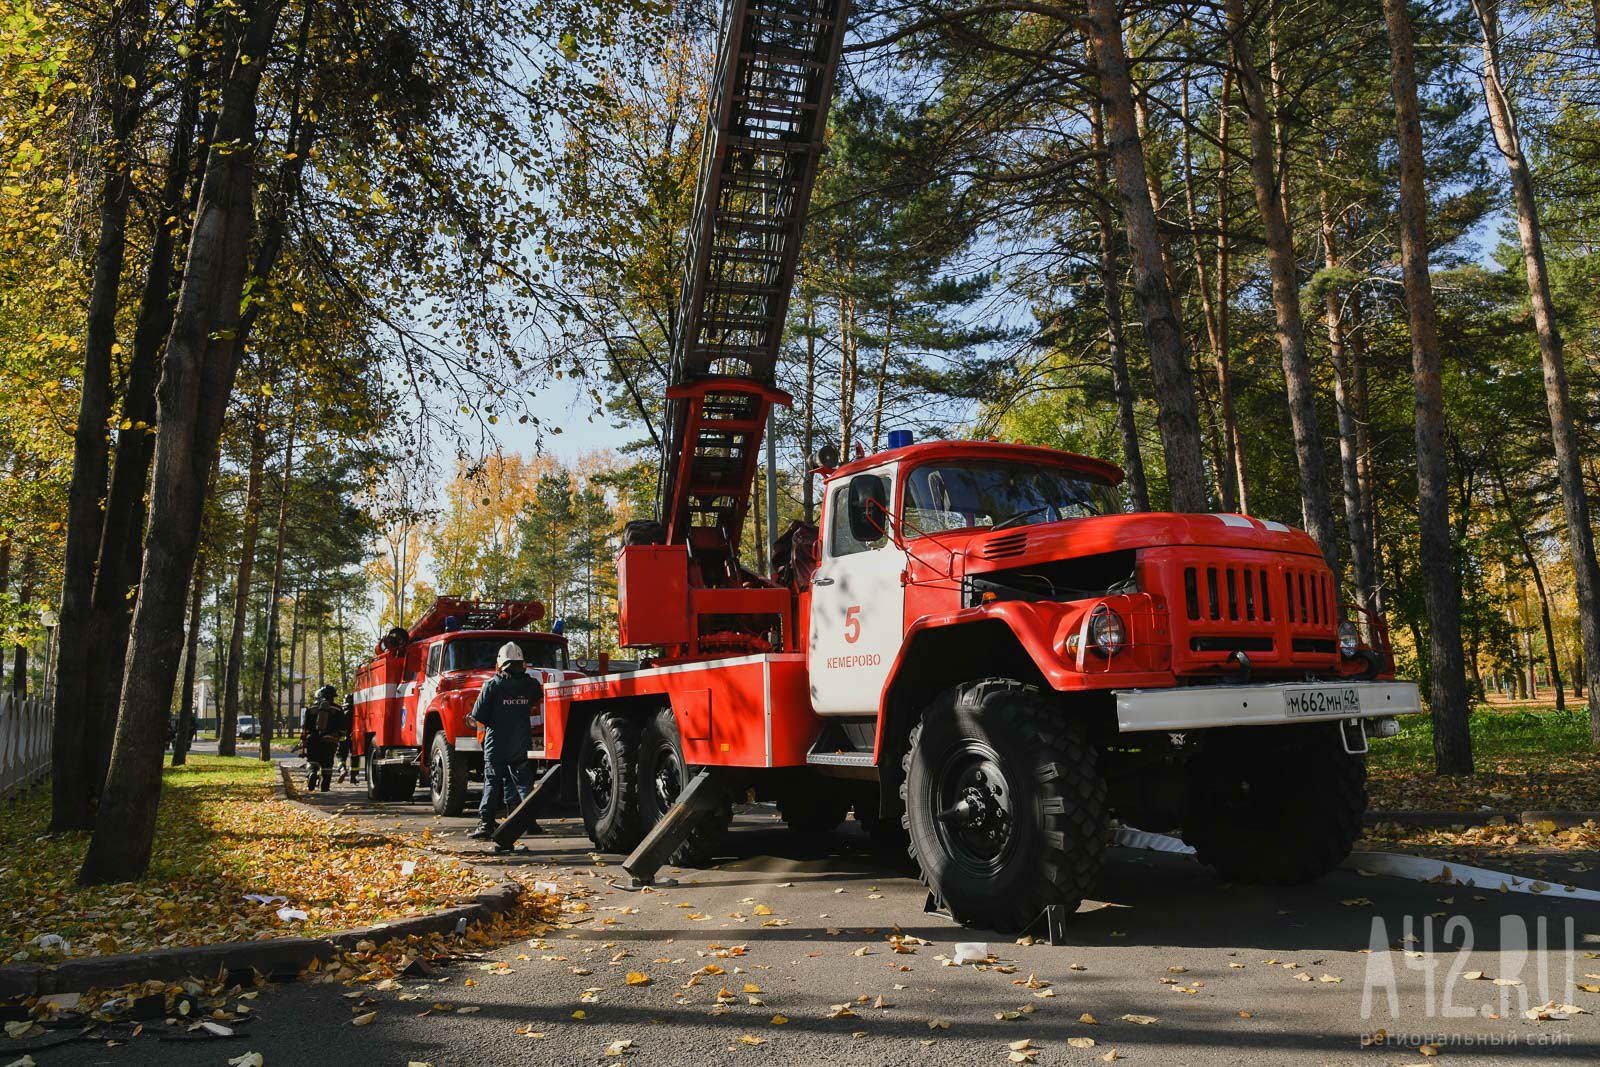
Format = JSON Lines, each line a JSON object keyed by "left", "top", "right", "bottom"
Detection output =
{"left": 1367, "top": 705, "right": 1593, "bottom": 770}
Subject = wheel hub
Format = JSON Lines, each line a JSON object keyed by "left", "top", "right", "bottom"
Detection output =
{"left": 585, "top": 744, "right": 614, "bottom": 813}
{"left": 653, "top": 744, "right": 682, "bottom": 808}
{"left": 933, "top": 744, "right": 1015, "bottom": 874}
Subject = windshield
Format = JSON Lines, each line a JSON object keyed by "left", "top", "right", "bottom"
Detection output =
{"left": 903, "top": 461, "right": 1123, "bottom": 534}
{"left": 444, "top": 636, "right": 566, "bottom": 672}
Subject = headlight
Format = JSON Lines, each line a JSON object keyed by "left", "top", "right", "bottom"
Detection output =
{"left": 1338, "top": 620, "right": 1360, "bottom": 658}
{"left": 1089, "top": 604, "right": 1125, "bottom": 656}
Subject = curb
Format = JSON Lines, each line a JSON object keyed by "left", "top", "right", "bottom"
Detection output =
{"left": 0, "top": 767, "right": 525, "bottom": 1000}
{"left": 1366, "top": 810, "right": 1600, "bottom": 829}
{"left": 0, "top": 883, "right": 523, "bottom": 999}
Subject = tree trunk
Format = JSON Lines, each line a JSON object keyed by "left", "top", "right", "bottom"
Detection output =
{"left": 1226, "top": 0, "right": 1337, "bottom": 568}
{"left": 870, "top": 303, "right": 893, "bottom": 452}
{"left": 1214, "top": 73, "right": 1249, "bottom": 514}
{"left": 1085, "top": 0, "right": 1209, "bottom": 512}
{"left": 12, "top": 557, "right": 33, "bottom": 697}
{"left": 1382, "top": 0, "right": 1473, "bottom": 775}
{"left": 50, "top": 7, "right": 150, "bottom": 832}
{"left": 173, "top": 550, "right": 206, "bottom": 767}
{"left": 0, "top": 536, "right": 9, "bottom": 693}
{"left": 83, "top": 34, "right": 207, "bottom": 789}
{"left": 257, "top": 401, "right": 297, "bottom": 762}
{"left": 1089, "top": 96, "right": 1150, "bottom": 511}
{"left": 336, "top": 598, "right": 347, "bottom": 690}
{"left": 220, "top": 410, "right": 267, "bottom": 756}
{"left": 80, "top": 0, "right": 287, "bottom": 885}
{"left": 802, "top": 297, "right": 817, "bottom": 523}
{"left": 1346, "top": 284, "right": 1383, "bottom": 615}
{"left": 1473, "top": 0, "right": 1600, "bottom": 740}
{"left": 1492, "top": 463, "right": 1564, "bottom": 710}
{"left": 1317, "top": 180, "right": 1380, "bottom": 626}
{"left": 1184, "top": 68, "right": 1239, "bottom": 513}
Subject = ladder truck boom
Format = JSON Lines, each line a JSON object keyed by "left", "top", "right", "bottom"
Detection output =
{"left": 656, "top": 0, "right": 851, "bottom": 567}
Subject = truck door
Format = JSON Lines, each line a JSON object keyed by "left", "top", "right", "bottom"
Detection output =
{"left": 808, "top": 467, "right": 905, "bottom": 715}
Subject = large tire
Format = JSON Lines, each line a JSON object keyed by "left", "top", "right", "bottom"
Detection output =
{"left": 429, "top": 732, "right": 469, "bottom": 816}
{"left": 901, "top": 679, "right": 1107, "bottom": 932}
{"left": 366, "top": 744, "right": 404, "bottom": 801}
{"left": 639, "top": 708, "right": 731, "bottom": 867}
{"left": 579, "top": 712, "right": 645, "bottom": 852}
{"left": 1181, "top": 723, "right": 1366, "bottom": 884}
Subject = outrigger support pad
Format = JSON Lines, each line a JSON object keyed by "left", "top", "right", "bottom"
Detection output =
{"left": 491, "top": 763, "right": 563, "bottom": 850}
{"left": 1024, "top": 903, "right": 1073, "bottom": 946}
{"left": 618, "top": 768, "right": 728, "bottom": 888}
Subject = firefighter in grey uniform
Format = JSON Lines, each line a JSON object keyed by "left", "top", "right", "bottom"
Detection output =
{"left": 467, "top": 642, "right": 544, "bottom": 840}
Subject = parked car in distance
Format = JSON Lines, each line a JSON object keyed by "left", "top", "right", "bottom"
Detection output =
{"left": 237, "top": 716, "right": 260, "bottom": 740}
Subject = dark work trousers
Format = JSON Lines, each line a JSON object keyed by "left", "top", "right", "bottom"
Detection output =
{"left": 478, "top": 757, "right": 532, "bottom": 824}
{"left": 305, "top": 740, "right": 336, "bottom": 792}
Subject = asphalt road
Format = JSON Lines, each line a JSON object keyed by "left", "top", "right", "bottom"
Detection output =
{"left": 56, "top": 770, "right": 1600, "bottom": 1066}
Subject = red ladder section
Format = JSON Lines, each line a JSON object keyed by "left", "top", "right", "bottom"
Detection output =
{"left": 659, "top": 0, "right": 850, "bottom": 577}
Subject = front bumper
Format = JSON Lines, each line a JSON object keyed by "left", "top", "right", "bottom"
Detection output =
{"left": 1114, "top": 680, "right": 1422, "bottom": 733}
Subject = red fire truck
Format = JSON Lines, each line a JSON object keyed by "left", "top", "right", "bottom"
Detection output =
{"left": 512, "top": 0, "right": 1423, "bottom": 933}
{"left": 352, "top": 598, "right": 580, "bottom": 814}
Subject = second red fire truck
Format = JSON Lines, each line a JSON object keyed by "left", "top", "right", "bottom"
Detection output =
{"left": 351, "top": 598, "right": 582, "bottom": 815}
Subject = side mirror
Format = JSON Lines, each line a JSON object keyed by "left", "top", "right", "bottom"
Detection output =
{"left": 847, "top": 475, "right": 890, "bottom": 544}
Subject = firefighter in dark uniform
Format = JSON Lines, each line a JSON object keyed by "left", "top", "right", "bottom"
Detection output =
{"left": 335, "top": 693, "right": 358, "bottom": 782}
{"left": 300, "top": 684, "right": 343, "bottom": 792}
{"left": 467, "top": 642, "right": 543, "bottom": 840}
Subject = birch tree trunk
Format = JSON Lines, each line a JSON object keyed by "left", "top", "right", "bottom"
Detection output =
{"left": 1472, "top": 0, "right": 1600, "bottom": 739}
{"left": 1085, "top": 0, "right": 1209, "bottom": 511}
{"left": 1382, "top": 0, "right": 1473, "bottom": 775}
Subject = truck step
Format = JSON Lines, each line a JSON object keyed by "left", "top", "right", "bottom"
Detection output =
{"left": 804, "top": 750, "right": 874, "bottom": 769}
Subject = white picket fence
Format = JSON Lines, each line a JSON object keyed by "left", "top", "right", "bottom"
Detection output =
{"left": 0, "top": 692, "right": 51, "bottom": 798}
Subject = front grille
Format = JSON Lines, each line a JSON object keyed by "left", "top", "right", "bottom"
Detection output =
{"left": 1170, "top": 552, "right": 1337, "bottom": 674}
{"left": 1184, "top": 564, "right": 1274, "bottom": 622}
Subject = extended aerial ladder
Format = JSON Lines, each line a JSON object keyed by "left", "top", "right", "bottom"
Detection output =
{"left": 646, "top": 0, "right": 850, "bottom": 595}
{"left": 496, "top": 0, "right": 852, "bottom": 853}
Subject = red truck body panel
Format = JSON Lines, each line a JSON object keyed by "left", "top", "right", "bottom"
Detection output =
{"left": 543, "top": 653, "right": 818, "bottom": 768}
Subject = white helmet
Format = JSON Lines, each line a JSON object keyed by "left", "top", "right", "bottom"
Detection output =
{"left": 496, "top": 641, "right": 524, "bottom": 668}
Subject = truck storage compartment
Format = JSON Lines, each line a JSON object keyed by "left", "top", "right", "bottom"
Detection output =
{"left": 617, "top": 544, "right": 691, "bottom": 647}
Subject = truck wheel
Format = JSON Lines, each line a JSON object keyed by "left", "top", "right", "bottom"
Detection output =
{"left": 639, "top": 708, "right": 731, "bottom": 867}
{"left": 365, "top": 746, "right": 388, "bottom": 800}
{"left": 901, "top": 680, "right": 1107, "bottom": 933}
{"left": 1181, "top": 723, "right": 1366, "bottom": 884}
{"left": 429, "top": 733, "right": 469, "bottom": 816}
{"left": 579, "top": 712, "right": 645, "bottom": 852}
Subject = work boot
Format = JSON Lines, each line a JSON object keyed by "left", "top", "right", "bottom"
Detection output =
{"left": 468, "top": 821, "right": 497, "bottom": 840}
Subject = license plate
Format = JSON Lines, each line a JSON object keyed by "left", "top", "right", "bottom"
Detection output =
{"left": 1284, "top": 685, "right": 1361, "bottom": 717}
